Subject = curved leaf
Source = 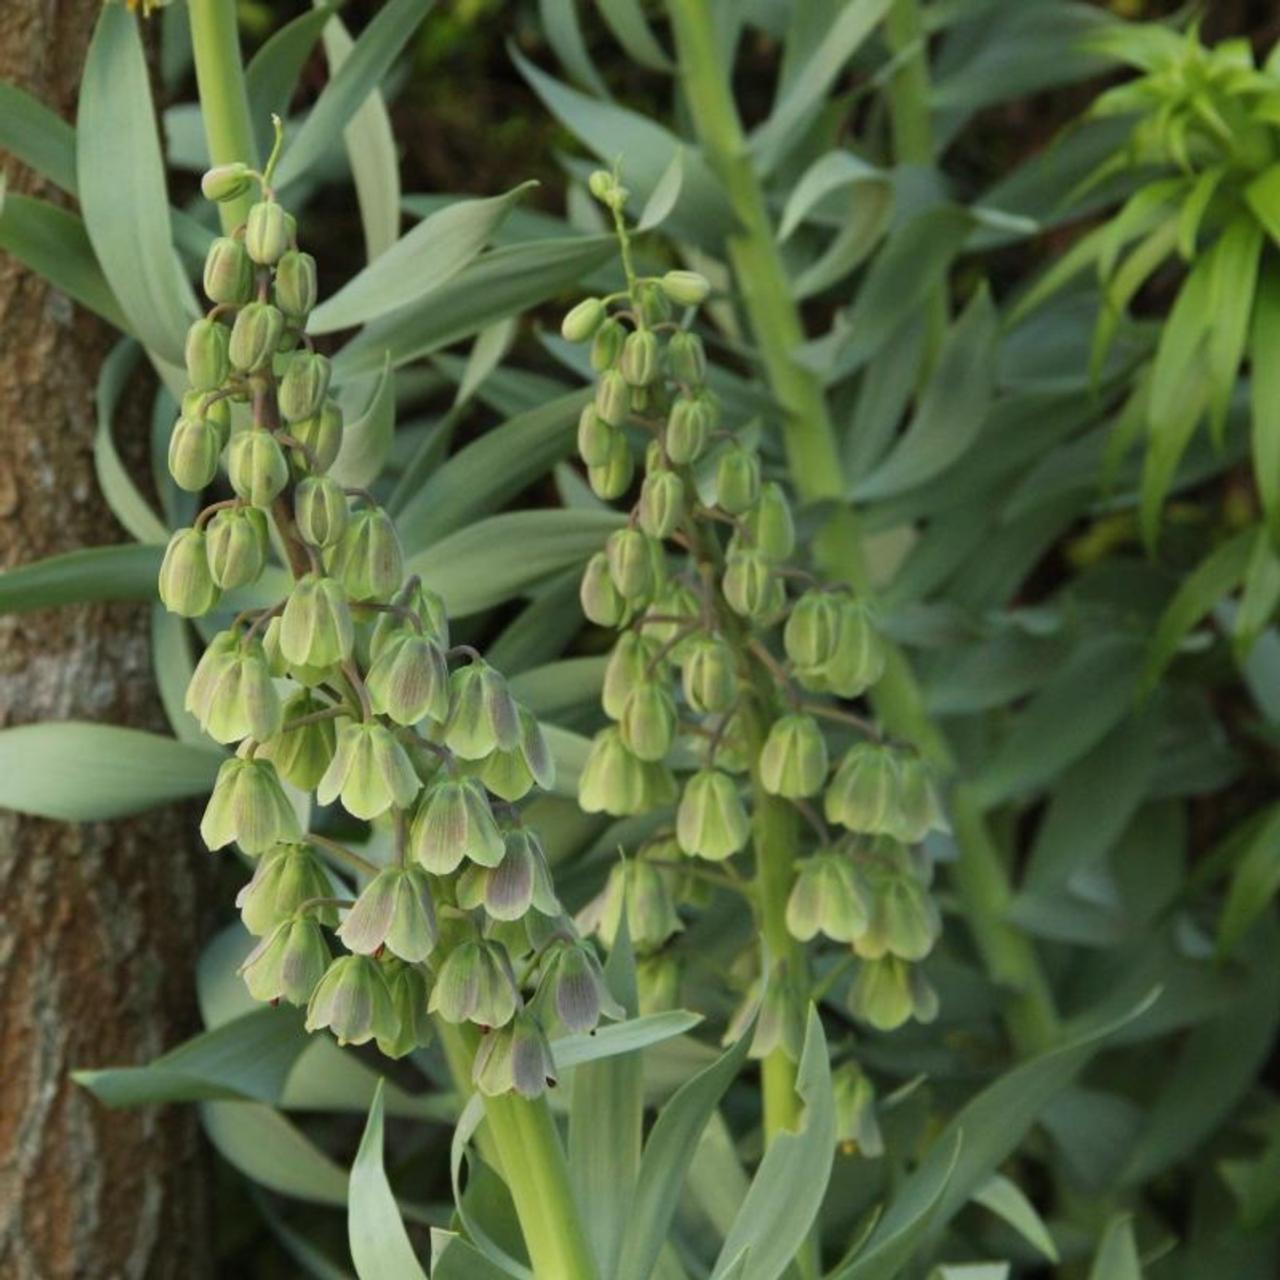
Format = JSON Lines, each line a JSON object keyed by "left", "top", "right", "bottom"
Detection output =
{"left": 0, "top": 544, "right": 162, "bottom": 614}
{"left": 95, "top": 341, "right": 169, "bottom": 544}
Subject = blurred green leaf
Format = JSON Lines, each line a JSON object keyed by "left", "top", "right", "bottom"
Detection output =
{"left": 0, "top": 544, "right": 162, "bottom": 614}
{"left": 246, "top": 6, "right": 336, "bottom": 157}
{"left": 95, "top": 341, "right": 169, "bottom": 544}
{"left": 0, "top": 80, "right": 77, "bottom": 193}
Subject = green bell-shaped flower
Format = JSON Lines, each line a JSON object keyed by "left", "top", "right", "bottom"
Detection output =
{"left": 458, "top": 826, "right": 559, "bottom": 921}
{"left": 192, "top": 635, "right": 281, "bottom": 745}
{"left": 278, "top": 351, "right": 332, "bottom": 423}
{"left": 184, "top": 317, "right": 230, "bottom": 391}
{"left": 377, "top": 960, "right": 434, "bottom": 1059}
{"left": 580, "top": 551, "right": 628, "bottom": 627}
{"left": 594, "top": 857, "right": 682, "bottom": 951}
{"left": 200, "top": 754, "right": 301, "bottom": 853}
{"left": 158, "top": 527, "right": 221, "bottom": 617}
{"left": 561, "top": 297, "right": 605, "bottom": 343}
{"left": 294, "top": 475, "right": 349, "bottom": 549}
{"left": 823, "top": 599, "right": 886, "bottom": 698}
{"left": 305, "top": 954, "right": 399, "bottom": 1047}
{"left": 181, "top": 390, "right": 231, "bottom": 450}
{"left": 603, "top": 631, "right": 660, "bottom": 720}
{"left": 888, "top": 754, "right": 946, "bottom": 843}
{"left": 619, "top": 680, "right": 677, "bottom": 763}
{"left": 676, "top": 769, "right": 749, "bottom": 860}
{"left": 579, "top": 726, "right": 648, "bottom": 816}
{"left": 606, "top": 527, "right": 655, "bottom": 601}
{"left": 184, "top": 629, "right": 239, "bottom": 723}
{"left": 785, "top": 851, "right": 870, "bottom": 944}
{"left": 856, "top": 853, "right": 941, "bottom": 962}
{"left": 847, "top": 955, "right": 937, "bottom": 1032}
{"left": 376, "top": 579, "right": 449, "bottom": 651}
{"left": 280, "top": 573, "right": 354, "bottom": 668}
{"left": 168, "top": 414, "right": 222, "bottom": 492}
{"left": 245, "top": 199, "right": 291, "bottom": 265}
{"left": 577, "top": 405, "right": 616, "bottom": 467}
{"left": 724, "top": 969, "right": 803, "bottom": 1063}
{"left": 824, "top": 742, "right": 902, "bottom": 835}
{"left": 833, "top": 1063, "right": 884, "bottom": 1158}
{"left": 429, "top": 939, "right": 517, "bottom": 1028}
{"left": 289, "top": 398, "right": 343, "bottom": 474}
{"left": 643, "top": 582, "right": 701, "bottom": 657}
{"left": 595, "top": 367, "right": 631, "bottom": 426}
{"left": 722, "top": 548, "right": 781, "bottom": 620}
{"left": 240, "top": 915, "right": 330, "bottom": 1005}
{"left": 366, "top": 631, "right": 449, "bottom": 727}
{"left": 236, "top": 842, "right": 336, "bottom": 936}
{"left": 226, "top": 428, "right": 289, "bottom": 508}
{"left": 328, "top": 507, "right": 403, "bottom": 603}
{"left": 760, "top": 713, "right": 829, "bottom": 798}
{"left": 785, "top": 589, "right": 843, "bottom": 674}
{"left": 338, "top": 865, "right": 437, "bottom": 962}
{"left": 274, "top": 249, "right": 318, "bottom": 319}
{"left": 258, "top": 690, "right": 338, "bottom": 789}
{"left": 228, "top": 301, "right": 284, "bottom": 373}
{"left": 681, "top": 634, "right": 738, "bottom": 715}
{"left": 410, "top": 776, "right": 503, "bottom": 873}
{"left": 472, "top": 1011, "right": 558, "bottom": 1099}
{"left": 638, "top": 467, "right": 685, "bottom": 541}
{"left": 665, "top": 391, "right": 716, "bottom": 464}
{"left": 205, "top": 505, "right": 268, "bottom": 590}
{"left": 203, "top": 235, "right": 253, "bottom": 305}
{"left": 444, "top": 659, "right": 520, "bottom": 759}
{"left": 539, "top": 940, "right": 624, "bottom": 1036}
{"left": 316, "top": 718, "right": 421, "bottom": 820}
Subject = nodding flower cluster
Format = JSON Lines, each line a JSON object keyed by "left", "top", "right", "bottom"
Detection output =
{"left": 565, "top": 169, "right": 948, "bottom": 1043}
{"left": 159, "top": 136, "right": 619, "bottom": 1099}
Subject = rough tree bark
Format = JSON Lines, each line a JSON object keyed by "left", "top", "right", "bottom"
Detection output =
{"left": 0, "top": 4, "right": 214, "bottom": 1277}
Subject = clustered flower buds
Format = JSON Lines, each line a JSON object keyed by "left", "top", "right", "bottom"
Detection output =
{"left": 564, "top": 170, "right": 947, "bottom": 1046}
{"left": 159, "top": 148, "right": 619, "bottom": 1098}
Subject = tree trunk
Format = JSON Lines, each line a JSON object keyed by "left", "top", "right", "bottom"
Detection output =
{"left": 0, "top": 4, "right": 214, "bottom": 1277}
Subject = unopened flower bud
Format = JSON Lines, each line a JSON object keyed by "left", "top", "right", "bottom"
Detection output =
{"left": 588, "top": 168, "right": 618, "bottom": 202}
{"left": 378, "top": 961, "right": 434, "bottom": 1059}
{"left": 263, "top": 616, "right": 330, "bottom": 686}
{"left": 785, "top": 590, "right": 842, "bottom": 673}
{"left": 823, "top": 599, "right": 886, "bottom": 698}
{"left": 580, "top": 551, "right": 627, "bottom": 627}
{"left": 328, "top": 507, "right": 403, "bottom": 602}
{"left": 184, "top": 629, "right": 239, "bottom": 723}
{"left": 666, "top": 331, "right": 706, "bottom": 386}
{"left": 294, "top": 475, "right": 349, "bottom": 549}
{"left": 591, "top": 316, "right": 625, "bottom": 371}
{"left": 374, "top": 580, "right": 448, "bottom": 652}
{"left": 638, "top": 468, "right": 684, "bottom": 539}
{"left": 410, "top": 776, "right": 503, "bottom": 874}
{"left": 430, "top": 939, "right": 517, "bottom": 1028}
{"left": 168, "top": 414, "right": 222, "bottom": 492}
{"left": 159, "top": 527, "right": 221, "bottom": 617}
{"left": 824, "top": 743, "right": 901, "bottom": 835}
{"left": 603, "top": 632, "right": 659, "bottom": 720}
{"left": 236, "top": 842, "right": 336, "bottom": 936}
{"left": 228, "top": 301, "right": 285, "bottom": 373}
{"left": 365, "top": 632, "right": 448, "bottom": 728}
{"left": 194, "top": 636, "right": 281, "bottom": 744}
{"left": 562, "top": 297, "right": 606, "bottom": 343}
{"left": 833, "top": 1063, "right": 884, "bottom": 1157}
{"left": 182, "top": 391, "right": 232, "bottom": 450}
{"left": 185, "top": 318, "right": 230, "bottom": 391}
{"left": 259, "top": 690, "right": 337, "bottom": 789}
{"left": 588, "top": 429, "right": 635, "bottom": 499}
{"left": 338, "top": 865, "right": 437, "bottom": 962}
{"left": 891, "top": 755, "right": 946, "bottom": 843}
{"left": 722, "top": 548, "right": 780, "bottom": 620}
{"left": 676, "top": 768, "right": 749, "bottom": 860}
{"left": 597, "top": 368, "right": 632, "bottom": 427}
{"left": 579, "top": 727, "right": 648, "bottom": 815}
{"left": 660, "top": 269, "right": 711, "bottom": 307}
{"left": 280, "top": 573, "right": 354, "bottom": 667}
{"left": 306, "top": 954, "right": 398, "bottom": 1046}
{"left": 274, "top": 249, "right": 318, "bottom": 318}
{"left": 746, "top": 482, "right": 795, "bottom": 561}
{"left": 278, "top": 352, "right": 332, "bottom": 423}
{"left": 715, "top": 444, "right": 761, "bottom": 515}
{"left": 606, "top": 527, "right": 654, "bottom": 601}
{"left": 596, "top": 858, "right": 682, "bottom": 951}
{"left": 201, "top": 161, "right": 254, "bottom": 204}
{"left": 444, "top": 660, "right": 520, "bottom": 758}
{"left": 226, "top": 428, "right": 288, "bottom": 507}
{"left": 203, "top": 236, "right": 254, "bottom": 305}
{"left": 760, "top": 713, "right": 829, "bottom": 799}
{"left": 786, "top": 852, "right": 869, "bottom": 944}
{"left": 290, "top": 399, "right": 344, "bottom": 474}
{"left": 245, "top": 199, "right": 291, "bottom": 265}
{"left": 665, "top": 392, "right": 714, "bottom": 464}
{"left": 205, "top": 505, "right": 268, "bottom": 589}
{"left": 577, "top": 406, "right": 616, "bottom": 467}
{"left": 681, "top": 634, "right": 737, "bottom": 714}
{"left": 620, "top": 681, "right": 676, "bottom": 762}
{"left": 201, "top": 755, "right": 301, "bottom": 853}
{"left": 643, "top": 582, "right": 701, "bottom": 654}
{"left": 317, "top": 718, "right": 421, "bottom": 820}
{"left": 620, "top": 329, "right": 660, "bottom": 387}
{"left": 473, "top": 1011, "right": 557, "bottom": 1098}
{"left": 637, "top": 281, "right": 671, "bottom": 326}
{"left": 241, "top": 916, "right": 330, "bottom": 1005}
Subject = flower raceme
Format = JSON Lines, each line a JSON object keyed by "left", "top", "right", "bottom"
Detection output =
{"left": 159, "top": 147, "right": 618, "bottom": 1095}
{"left": 564, "top": 169, "right": 948, "bottom": 1041}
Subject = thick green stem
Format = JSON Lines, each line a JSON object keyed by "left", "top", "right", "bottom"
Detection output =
{"left": 667, "top": 0, "right": 1059, "bottom": 1059}
{"left": 188, "top": 0, "right": 259, "bottom": 231}
{"left": 482, "top": 1093, "right": 601, "bottom": 1280}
